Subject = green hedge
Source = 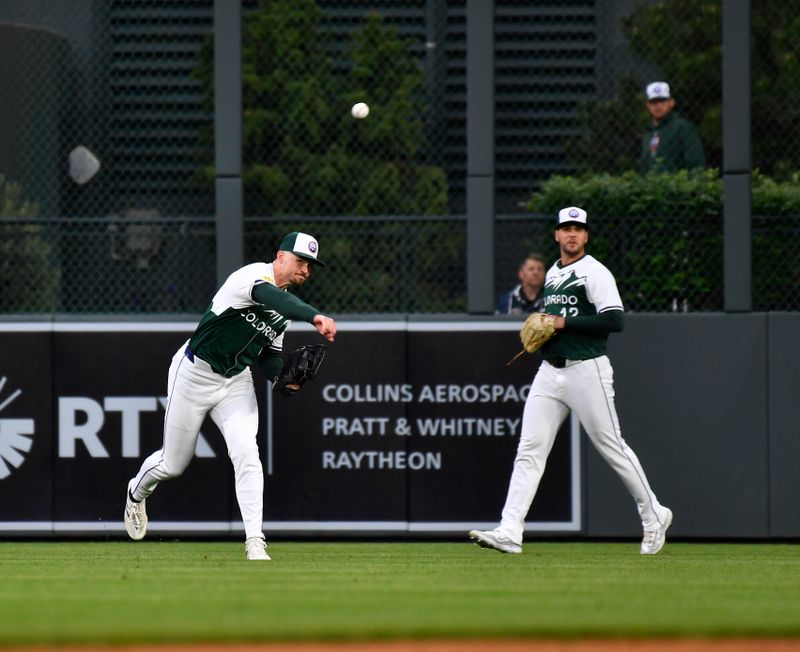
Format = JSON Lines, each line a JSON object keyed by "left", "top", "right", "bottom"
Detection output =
{"left": 526, "top": 169, "right": 800, "bottom": 217}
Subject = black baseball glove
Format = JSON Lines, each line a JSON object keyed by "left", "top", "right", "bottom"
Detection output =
{"left": 274, "top": 344, "right": 327, "bottom": 397}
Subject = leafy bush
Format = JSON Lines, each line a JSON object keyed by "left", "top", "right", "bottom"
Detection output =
{"left": 526, "top": 169, "right": 722, "bottom": 218}
{"left": 0, "top": 176, "right": 59, "bottom": 312}
{"left": 750, "top": 171, "right": 800, "bottom": 309}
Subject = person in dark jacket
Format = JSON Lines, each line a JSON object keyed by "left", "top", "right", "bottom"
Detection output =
{"left": 640, "top": 81, "right": 705, "bottom": 174}
{"left": 496, "top": 253, "right": 547, "bottom": 315}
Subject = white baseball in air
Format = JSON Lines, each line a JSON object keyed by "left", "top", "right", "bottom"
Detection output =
{"left": 351, "top": 102, "right": 370, "bottom": 119}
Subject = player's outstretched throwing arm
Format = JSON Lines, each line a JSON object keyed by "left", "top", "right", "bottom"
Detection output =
{"left": 251, "top": 280, "right": 337, "bottom": 341}
{"left": 251, "top": 281, "right": 336, "bottom": 394}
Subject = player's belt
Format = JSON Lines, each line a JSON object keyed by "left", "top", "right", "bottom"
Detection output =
{"left": 184, "top": 345, "right": 195, "bottom": 363}
{"left": 548, "top": 356, "right": 586, "bottom": 368}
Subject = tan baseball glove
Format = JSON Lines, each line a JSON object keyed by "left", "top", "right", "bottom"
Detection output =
{"left": 507, "top": 313, "right": 557, "bottom": 366}
{"left": 520, "top": 312, "right": 557, "bottom": 353}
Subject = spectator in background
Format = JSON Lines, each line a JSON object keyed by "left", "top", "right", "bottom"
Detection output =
{"left": 496, "top": 253, "right": 547, "bottom": 315}
{"left": 640, "top": 81, "right": 706, "bottom": 174}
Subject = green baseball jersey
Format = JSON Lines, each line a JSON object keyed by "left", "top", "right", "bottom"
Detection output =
{"left": 188, "top": 262, "right": 316, "bottom": 377}
{"left": 540, "top": 254, "right": 623, "bottom": 361}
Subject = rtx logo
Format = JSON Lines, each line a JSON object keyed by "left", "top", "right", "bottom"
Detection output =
{"left": 58, "top": 397, "right": 216, "bottom": 459}
{"left": 0, "top": 376, "right": 35, "bottom": 480}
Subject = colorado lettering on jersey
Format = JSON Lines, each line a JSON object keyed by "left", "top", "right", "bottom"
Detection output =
{"left": 239, "top": 310, "right": 281, "bottom": 343}
{"left": 545, "top": 294, "right": 579, "bottom": 307}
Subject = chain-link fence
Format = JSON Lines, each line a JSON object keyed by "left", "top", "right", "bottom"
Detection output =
{"left": 1, "top": 1, "right": 798, "bottom": 316}
{"left": 0, "top": 213, "right": 216, "bottom": 314}
{"left": 245, "top": 216, "right": 466, "bottom": 313}
{"left": 0, "top": 1, "right": 216, "bottom": 220}
{"left": 0, "top": 210, "right": 466, "bottom": 315}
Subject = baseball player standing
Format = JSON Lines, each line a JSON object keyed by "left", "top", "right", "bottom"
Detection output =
{"left": 470, "top": 207, "right": 672, "bottom": 555}
{"left": 124, "top": 232, "right": 336, "bottom": 560}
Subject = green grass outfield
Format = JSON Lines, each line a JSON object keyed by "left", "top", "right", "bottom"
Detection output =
{"left": 1, "top": 541, "right": 799, "bottom": 645}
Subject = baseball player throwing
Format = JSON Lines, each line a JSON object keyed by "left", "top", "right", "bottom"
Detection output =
{"left": 470, "top": 207, "right": 672, "bottom": 555}
{"left": 124, "top": 232, "right": 336, "bottom": 560}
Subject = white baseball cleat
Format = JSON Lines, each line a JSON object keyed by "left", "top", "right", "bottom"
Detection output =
{"left": 641, "top": 508, "right": 673, "bottom": 555}
{"left": 245, "top": 537, "right": 271, "bottom": 561}
{"left": 124, "top": 481, "right": 148, "bottom": 541}
{"left": 468, "top": 528, "right": 522, "bottom": 554}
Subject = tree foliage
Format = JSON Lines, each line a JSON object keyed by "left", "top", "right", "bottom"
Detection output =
{"left": 195, "top": 0, "right": 447, "bottom": 216}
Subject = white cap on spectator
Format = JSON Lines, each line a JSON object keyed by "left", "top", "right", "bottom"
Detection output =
{"left": 646, "top": 81, "right": 671, "bottom": 100}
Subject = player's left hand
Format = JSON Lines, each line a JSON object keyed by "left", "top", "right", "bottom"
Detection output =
{"left": 274, "top": 344, "right": 327, "bottom": 397}
{"left": 519, "top": 312, "right": 557, "bottom": 353}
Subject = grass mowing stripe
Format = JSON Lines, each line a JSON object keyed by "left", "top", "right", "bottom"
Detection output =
{"left": 0, "top": 542, "right": 798, "bottom": 645}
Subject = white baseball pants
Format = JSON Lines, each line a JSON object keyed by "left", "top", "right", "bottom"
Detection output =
{"left": 499, "top": 356, "right": 668, "bottom": 542}
{"left": 128, "top": 341, "right": 264, "bottom": 540}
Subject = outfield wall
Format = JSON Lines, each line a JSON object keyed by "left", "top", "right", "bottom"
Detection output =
{"left": 595, "top": 312, "right": 800, "bottom": 539}
{"left": 0, "top": 314, "right": 796, "bottom": 539}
